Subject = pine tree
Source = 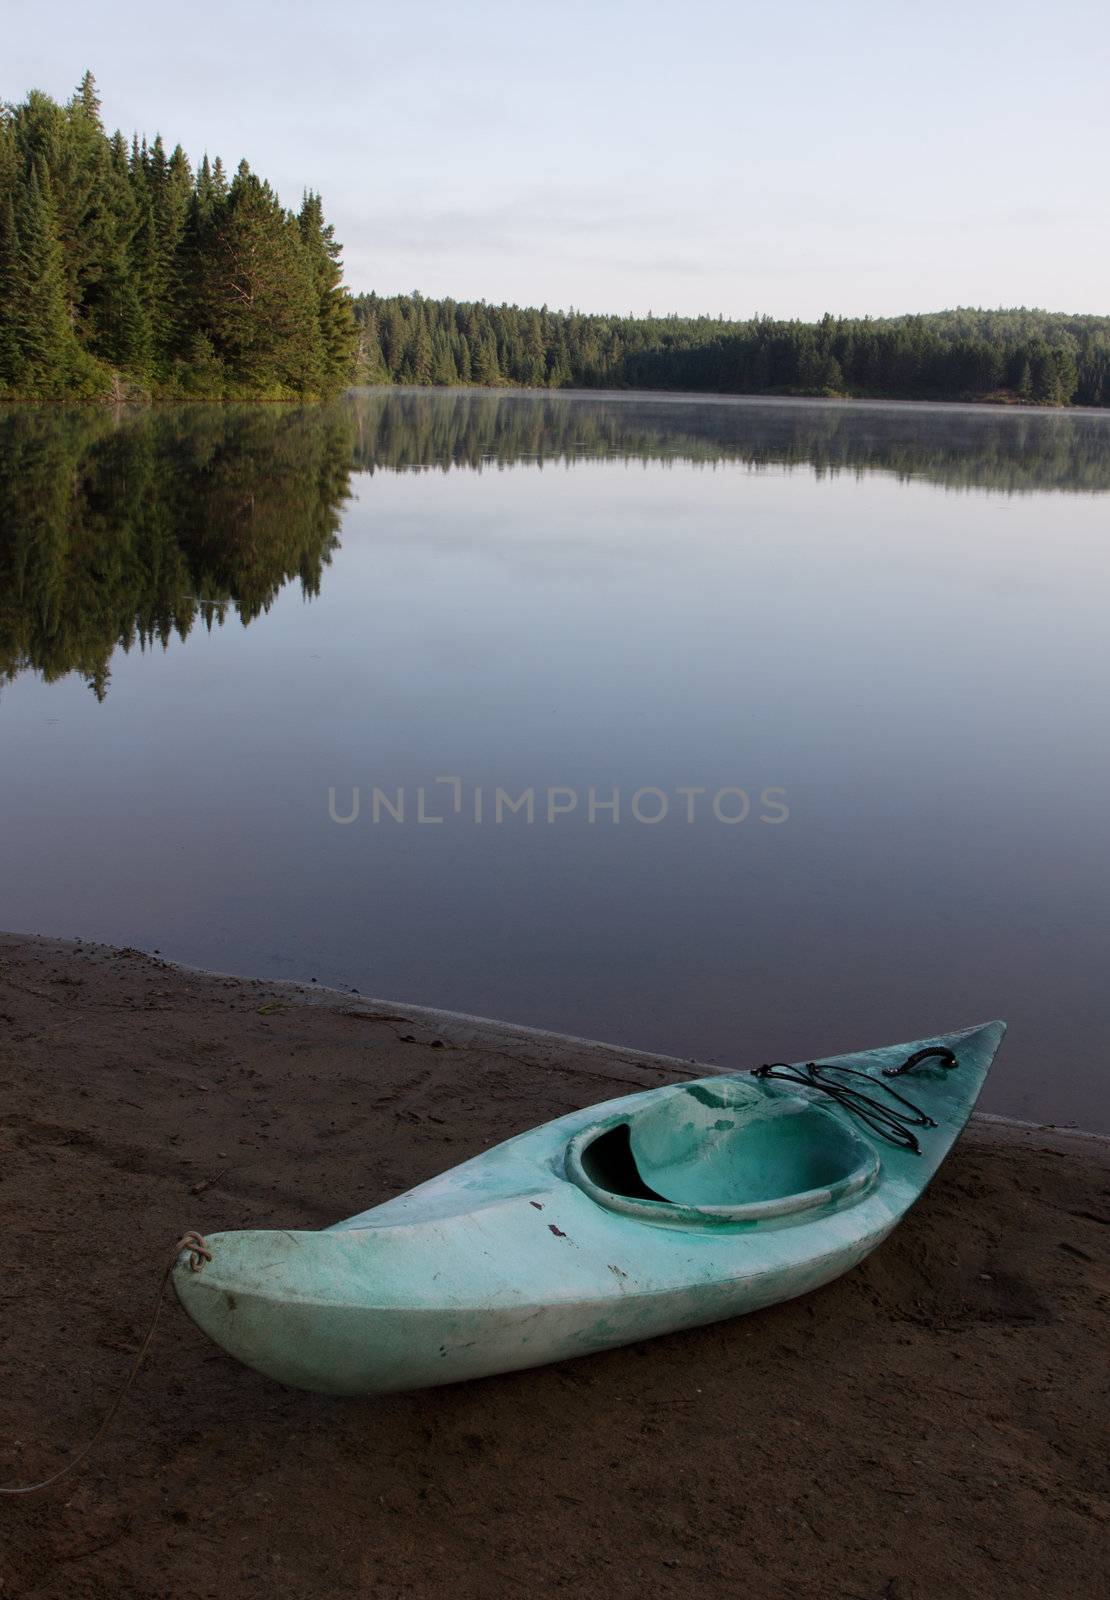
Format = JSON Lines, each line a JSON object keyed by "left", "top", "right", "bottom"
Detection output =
{"left": 822, "top": 355, "right": 844, "bottom": 394}
{"left": 197, "top": 166, "right": 324, "bottom": 394}
{"left": 407, "top": 316, "right": 434, "bottom": 385}
{"left": 474, "top": 331, "right": 500, "bottom": 385}
{"left": 297, "top": 191, "right": 356, "bottom": 393}
{"left": 432, "top": 330, "right": 458, "bottom": 385}
{"left": 523, "top": 311, "right": 546, "bottom": 387}
{"left": 379, "top": 300, "right": 407, "bottom": 373}
{"left": 353, "top": 303, "right": 389, "bottom": 384}
{"left": 195, "top": 155, "right": 218, "bottom": 222}
{"left": 0, "top": 189, "right": 21, "bottom": 384}
{"left": 83, "top": 123, "right": 147, "bottom": 367}
{"left": 11, "top": 162, "right": 78, "bottom": 390}
{"left": 103, "top": 255, "right": 151, "bottom": 373}
{"left": 43, "top": 73, "right": 113, "bottom": 327}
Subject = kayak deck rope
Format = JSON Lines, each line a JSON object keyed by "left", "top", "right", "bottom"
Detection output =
{"left": 751, "top": 1047, "right": 959, "bottom": 1154}
{"left": 0, "top": 1232, "right": 210, "bottom": 1499}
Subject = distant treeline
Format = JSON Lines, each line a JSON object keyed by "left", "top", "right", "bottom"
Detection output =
{"left": 355, "top": 297, "right": 1110, "bottom": 408}
{"left": 0, "top": 75, "right": 356, "bottom": 401}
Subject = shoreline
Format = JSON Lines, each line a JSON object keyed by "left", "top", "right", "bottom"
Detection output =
{"left": 5, "top": 384, "right": 1110, "bottom": 416}
{"left": 11, "top": 928, "right": 1108, "bottom": 1143}
{"left": 1, "top": 930, "right": 1106, "bottom": 1598}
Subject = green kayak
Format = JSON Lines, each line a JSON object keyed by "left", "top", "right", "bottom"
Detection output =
{"left": 173, "top": 1020, "right": 1005, "bottom": 1394}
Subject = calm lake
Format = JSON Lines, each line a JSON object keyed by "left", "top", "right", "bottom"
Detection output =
{"left": 2, "top": 389, "right": 1109, "bottom": 1130}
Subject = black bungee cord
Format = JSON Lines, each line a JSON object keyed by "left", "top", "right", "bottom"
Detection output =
{"left": 751, "top": 1046, "right": 959, "bottom": 1154}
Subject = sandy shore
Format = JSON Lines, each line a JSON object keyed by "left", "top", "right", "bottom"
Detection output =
{"left": 0, "top": 932, "right": 1106, "bottom": 1599}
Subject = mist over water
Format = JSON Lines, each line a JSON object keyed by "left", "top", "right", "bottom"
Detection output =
{"left": 2, "top": 390, "right": 1109, "bottom": 1129}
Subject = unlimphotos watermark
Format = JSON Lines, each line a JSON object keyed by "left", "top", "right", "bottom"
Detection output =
{"left": 327, "top": 779, "right": 789, "bottom": 826}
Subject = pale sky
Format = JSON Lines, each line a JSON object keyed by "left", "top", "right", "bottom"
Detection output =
{"left": 7, "top": 0, "right": 1109, "bottom": 320}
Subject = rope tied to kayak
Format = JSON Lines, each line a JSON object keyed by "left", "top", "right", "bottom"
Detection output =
{"left": 751, "top": 1047, "right": 959, "bottom": 1154}
{"left": 0, "top": 1232, "right": 210, "bottom": 1498}
{"left": 178, "top": 1230, "right": 213, "bottom": 1272}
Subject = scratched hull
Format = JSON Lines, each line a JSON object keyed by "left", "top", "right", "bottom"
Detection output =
{"left": 173, "top": 1021, "right": 1005, "bottom": 1394}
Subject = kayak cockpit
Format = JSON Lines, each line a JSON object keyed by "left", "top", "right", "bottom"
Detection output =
{"left": 565, "top": 1078, "right": 879, "bottom": 1226}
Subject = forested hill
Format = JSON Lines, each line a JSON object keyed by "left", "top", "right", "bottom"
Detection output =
{"left": 2, "top": 75, "right": 1107, "bottom": 408}
{"left": 0, "top": 76, "right": 357, "bottom": 401}
{"left": 354, "top": 296, "right": 1110, "bottom": 407}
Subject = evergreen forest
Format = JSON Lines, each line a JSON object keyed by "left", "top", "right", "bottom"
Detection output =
{"left": 354, "top": 296, "right": 1110, "bottom": 407}
{"left": 2, "top": 75, "right": 1109, "bottom": 407}
{"left": 0, "top": 75, "right": 356, "bottom": 400}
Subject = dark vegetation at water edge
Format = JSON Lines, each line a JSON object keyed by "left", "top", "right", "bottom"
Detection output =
{"left": 355, "top": 296, "right": 1110, "bottom": 408}
{"left": 3, "top": 391, "right": 1108, "bottom": 697}
{"left": 0, "top": 75, "right": 356, "bottom": 401}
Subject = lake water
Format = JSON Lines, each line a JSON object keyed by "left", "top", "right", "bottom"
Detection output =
{"left": 2, "top": 389, "right": 1109, "bottom": 1130}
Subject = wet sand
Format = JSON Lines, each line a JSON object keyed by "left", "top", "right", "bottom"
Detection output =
{"left": 0, "top": 932, "right": 1106, "bottom": 1599}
